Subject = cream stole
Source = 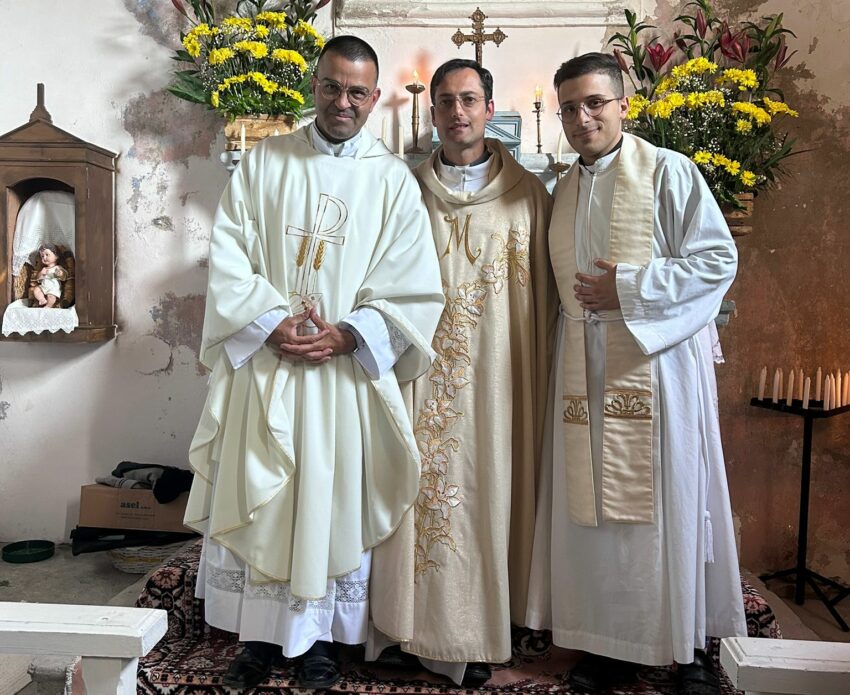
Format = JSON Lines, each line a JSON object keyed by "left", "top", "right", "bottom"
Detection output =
{"left": 549, "top": 133, "right": 657, "bottom": 526}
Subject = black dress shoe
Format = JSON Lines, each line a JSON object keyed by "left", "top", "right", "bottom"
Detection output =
{"left": 677, "top": 649, "right": 720, "bottom": 695}
{"left": 568, "top": 653, "right": 636, "bottom": 693}
{"left": 462, "top": 662, "right": 492, "bottom": 687}
{"left": 376, "top": 644, "right": 421, "bottom": 670}
{"left": 222, "top": 640, "right": 277, "bottom": 688}
{"left": 297, "top": 640, "right": 342, "bottom": 689}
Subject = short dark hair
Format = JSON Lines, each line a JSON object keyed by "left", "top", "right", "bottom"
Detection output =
{"left": 553, "top": 52, "right": 623, "bottom": 95}
{"left": 429, "top": 58, "right": 493, "bottom": 104}
{"left": 318, "top": 35, "right": 380, "bottom": 79}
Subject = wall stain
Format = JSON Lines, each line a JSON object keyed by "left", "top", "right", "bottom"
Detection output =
{"left": 0, "top": 374, "right": 9, "bottom": 421}
{"left": 148, "top": 292, "right": 206, "bottom": 376}
{"left": 152, "top": 215, "right": 174, "bottom": 231}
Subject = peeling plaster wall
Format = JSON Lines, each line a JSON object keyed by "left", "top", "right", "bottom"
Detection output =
{"left": 0, "top": 1, "right": 847, "bottom": 587}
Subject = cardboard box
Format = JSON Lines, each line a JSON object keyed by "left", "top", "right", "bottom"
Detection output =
{"left": 78, "top": 484, "right": 190, "bottom": 533}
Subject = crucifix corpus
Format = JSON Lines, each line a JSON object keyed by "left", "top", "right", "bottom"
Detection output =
{"left": 451, "top": 7, "right": 507, "bottom": 66}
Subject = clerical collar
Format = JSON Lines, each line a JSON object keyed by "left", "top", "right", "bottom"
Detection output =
{"left": 579, "top": 137, "right": 623, "bottom": 174}
{"left": 436, "top": 148, "right": 493, "bottom": 193}
{"left": 310, "top": 122, "right": 363, "bottom": 158}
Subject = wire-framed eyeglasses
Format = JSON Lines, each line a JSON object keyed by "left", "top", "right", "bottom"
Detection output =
{"left": 316, "top": 78, "right": 375, "bottom": 107}
{"left": 557, "top": 96, "right": 622, "bottom": 121}
{"left": 434, "top": 94, "right": 488, "bottom": 112}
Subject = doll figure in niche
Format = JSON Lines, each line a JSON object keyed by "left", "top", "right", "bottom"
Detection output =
{"left": 31, "top": 243, "right": 67, "bottom": 308}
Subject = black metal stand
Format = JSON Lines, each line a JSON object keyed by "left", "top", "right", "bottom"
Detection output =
{"left": 751, "top": 398, "right": 850, "bottom": 631}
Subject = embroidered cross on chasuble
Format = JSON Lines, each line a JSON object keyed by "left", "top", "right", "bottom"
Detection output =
{"left": 285, "top": 193, "right": 349, "bottom": 311}
{"left": 548, "top": 133, "right": 658, "bottom": 527}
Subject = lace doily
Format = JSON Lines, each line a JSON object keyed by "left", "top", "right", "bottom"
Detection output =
{"left": 1, "top": 299, "right": 79, "bottom": 336}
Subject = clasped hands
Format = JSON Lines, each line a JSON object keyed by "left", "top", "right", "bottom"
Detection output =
{"left": 574, "top": 258, "right": 621, "bottom": 311}
{"left": 267, "top": 308, "right": 356, "bottom": 364}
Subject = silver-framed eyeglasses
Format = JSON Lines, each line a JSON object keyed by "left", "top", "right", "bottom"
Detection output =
{"left": 557, "top": 96, "right": 622, "bottom": 121}
{"left": 434, "top": 94, "right": 488, "bottom": 112}
{"left": 316, "top": 78, "right": 375, "bottom": 106}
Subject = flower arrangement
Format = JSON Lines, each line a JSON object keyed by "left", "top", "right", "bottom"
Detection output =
{"left": 609, "top": 0, "right": 799, "bottom": 207}
{"left": 169, "top": 0, "right": 329, "bottom": 121}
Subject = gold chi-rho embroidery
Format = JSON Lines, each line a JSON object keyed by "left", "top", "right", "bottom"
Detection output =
{"left": 442, "top": 214, "right": 481, "bottom": 265}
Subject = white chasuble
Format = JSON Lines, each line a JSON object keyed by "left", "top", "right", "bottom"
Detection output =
{"left": 526, "top": 134, "right": 746, "bottom": 666}
{"left": 185, "top": 125, "right": 445, "bottom": 602}
{"left": 371, "top": 139, "right": 557, "bottom": 664}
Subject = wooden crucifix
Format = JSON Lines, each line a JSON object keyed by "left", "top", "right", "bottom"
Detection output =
{"left": 451, "top": 7, "right": 507, "bottom": 66}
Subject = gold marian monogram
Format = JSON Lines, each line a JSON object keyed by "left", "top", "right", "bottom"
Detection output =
{"left": 563, "top": 396, "right": 589, "bottom": 425}
{"left": 286, "top": 193, "right": 349, "bottom": 303}
{"left": 604, "top": 389, "right": 652, "bottom": 419}
{"left": 441, "top": 214, "right": 481, "bottom": 265}
{"left": 414, "top": 228, "right": 530, "bottom": 577}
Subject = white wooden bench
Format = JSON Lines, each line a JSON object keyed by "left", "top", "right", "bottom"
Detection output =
{"left": 721, "top": 636, "right": 850, "bottom": 695}
{"left": 0, "top": 602, "right": 167, "bottom": 695}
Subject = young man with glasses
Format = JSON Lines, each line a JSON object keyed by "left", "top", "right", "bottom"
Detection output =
{"left": 184, "top": 35, "right": 444, "bottom": 690}
{"left": 525, "top": 52, "right": 745, "bottom": 695}
{"left": 369, "top": 58, "right": 557, "bottom": 687}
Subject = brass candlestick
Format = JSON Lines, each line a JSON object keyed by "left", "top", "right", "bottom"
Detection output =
{"left": 405, "top": 80, "right": 427, "bottom": 154}
{"left": 549, "top": 161, "right": 570, "bottom": 181}
{"left": 533, "top": 99, "right": 543, "bottom": 154}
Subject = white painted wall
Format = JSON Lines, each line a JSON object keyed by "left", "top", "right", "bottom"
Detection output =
{"left": 0, "top": 0, "right": 637, "bottom": 541}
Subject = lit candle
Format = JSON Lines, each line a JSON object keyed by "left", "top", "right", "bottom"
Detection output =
{"left": 534, "top": 84, "right": 543, "bottom": 103}
{"left": 398, "top": 124, "right": 404, "bottom": 158}
{"left": 413, "top": 70, "right": 421, "bottom": 87}
{"left": 802, "top": 377, "right": 811, "bottom": 410}
{"left": 381, "top": 117, "right": 388, "bottom": 144}
{"left": 786, "top": 369, "right": 795, "bottom": 406}
{"left": 556, "top": 131, "right": 564, "bottom": 164}
{"left": 815, "top": 367, "right": 822, "bottom": 401}
{"left": 771, "top": 368, "right": 780, "bottom": 403}
{"left": 240, "top": 123, "right": 246, "bottom": 154}
{"left": 757, "top": 366, "right": 767, "bottom": 400}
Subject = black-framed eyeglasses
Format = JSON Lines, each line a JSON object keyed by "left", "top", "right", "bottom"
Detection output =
{"left": 557, "top": 96, "right": 622, "bottom": 121}
{"left": 315, "top": 78, "right": 375, "bottom": 107}
{"left": 434, "top": 94, "right": 488, "bottom": 112}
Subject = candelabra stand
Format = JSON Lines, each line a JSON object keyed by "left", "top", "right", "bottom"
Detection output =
{"left": 405, "top": 81, "right": 427, "bottom": 154}
{"left": 549, "top": 161, "right": 570, "bottom": 181}
{"left": 533, "top": 99, "right": 542, "bottom": 154}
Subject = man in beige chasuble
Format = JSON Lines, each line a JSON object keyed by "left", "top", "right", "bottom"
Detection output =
{"left": 183, "top": 36, "right": 444, "bottom": 690}
{"left": 525, "top": 53, "right": 746, "bottom": 695}
{"left": 370, "top": 58, "right": 557, "bottom": 687}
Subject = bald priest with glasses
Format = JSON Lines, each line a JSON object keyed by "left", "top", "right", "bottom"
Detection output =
{"left": 183, "top": 35, "right": 444, "bottom": 690}
{"left": 525, "top": 53, "right": 745, "bottom": 695}
{"left": 369, "top": 58, "right": 557, "bottom": 687}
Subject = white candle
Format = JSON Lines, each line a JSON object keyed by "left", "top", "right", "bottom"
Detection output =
{"left": 381, "top": 117, "right": 388, "bottom": 144}
{"left": 786, "top": 369, "right": 795, "bottom": 405}
{"left": 556, "top": 131, "right": 564, "bottom": 163}
{"left": 771, "top": 368, "right": 780, "bottom": 403}
{"left": 844, "top": 371, "right": 850, "bottom": 407}
{"left": 797, "top": 369, "right": 804, "bottom": 400}
{"left": 534, "top": 84, "right": 543, "bottom": 103}
{"left": 837, "top": 371, "right": 843, "bottom": 407}
{"left": 815, "top": 367, "right": 822, "bottom": 401}
{"left": 802, "top": 377, "right": 811, "bottom": 409}
{"left": 824, "top": 376, "right": 832, "bottom": 410}
{"left": 398, "top": 124, "right": 404, "bottom": 158}
{"left": 413, "top": 70, "right": 421, "bottom": 87}
{"left": 778, "top": 368, "right": 784, "bottom": 402}
{"left": 240, "top": 123, "right": 246, "bottom": 154}
{"left": 757, "top": 366, "right": 767, "bottom": 400}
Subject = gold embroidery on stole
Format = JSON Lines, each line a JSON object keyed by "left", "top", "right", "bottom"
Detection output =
{"left": 549, "top": 133, "right": 657, "bottom": 526}
{"left": 441, "top": 214, "right": 482, "bottom": 265}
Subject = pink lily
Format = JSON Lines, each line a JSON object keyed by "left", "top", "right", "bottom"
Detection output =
{"left": 646, "top": 42, "right": 675, "bottom": 72}
{"left": 773, "top": 35, "right": 796, "bottom": 70}
{"left": 695, "top": 9, "right": 708, "bottom": 39}
{"left": 171, "top": 0, "right": 190, "bottom": 19}
{"left": 719, "top": 24, "right": 751, "bottom": 63}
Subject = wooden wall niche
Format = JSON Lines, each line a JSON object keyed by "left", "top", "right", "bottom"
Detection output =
{"left": 0, "top": 84, "right": 117, "bottom": 342}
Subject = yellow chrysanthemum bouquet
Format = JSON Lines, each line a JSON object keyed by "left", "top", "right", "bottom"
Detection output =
{"left": 170, "top": 0, "right": 329, "bottom": 121}
{"left": 609, "top": 0, "right": 799, "bottom": 207}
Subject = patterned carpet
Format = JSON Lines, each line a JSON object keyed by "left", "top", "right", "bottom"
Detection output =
{"left": 136, "top": 540, "right": 781, "bottom": 694}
